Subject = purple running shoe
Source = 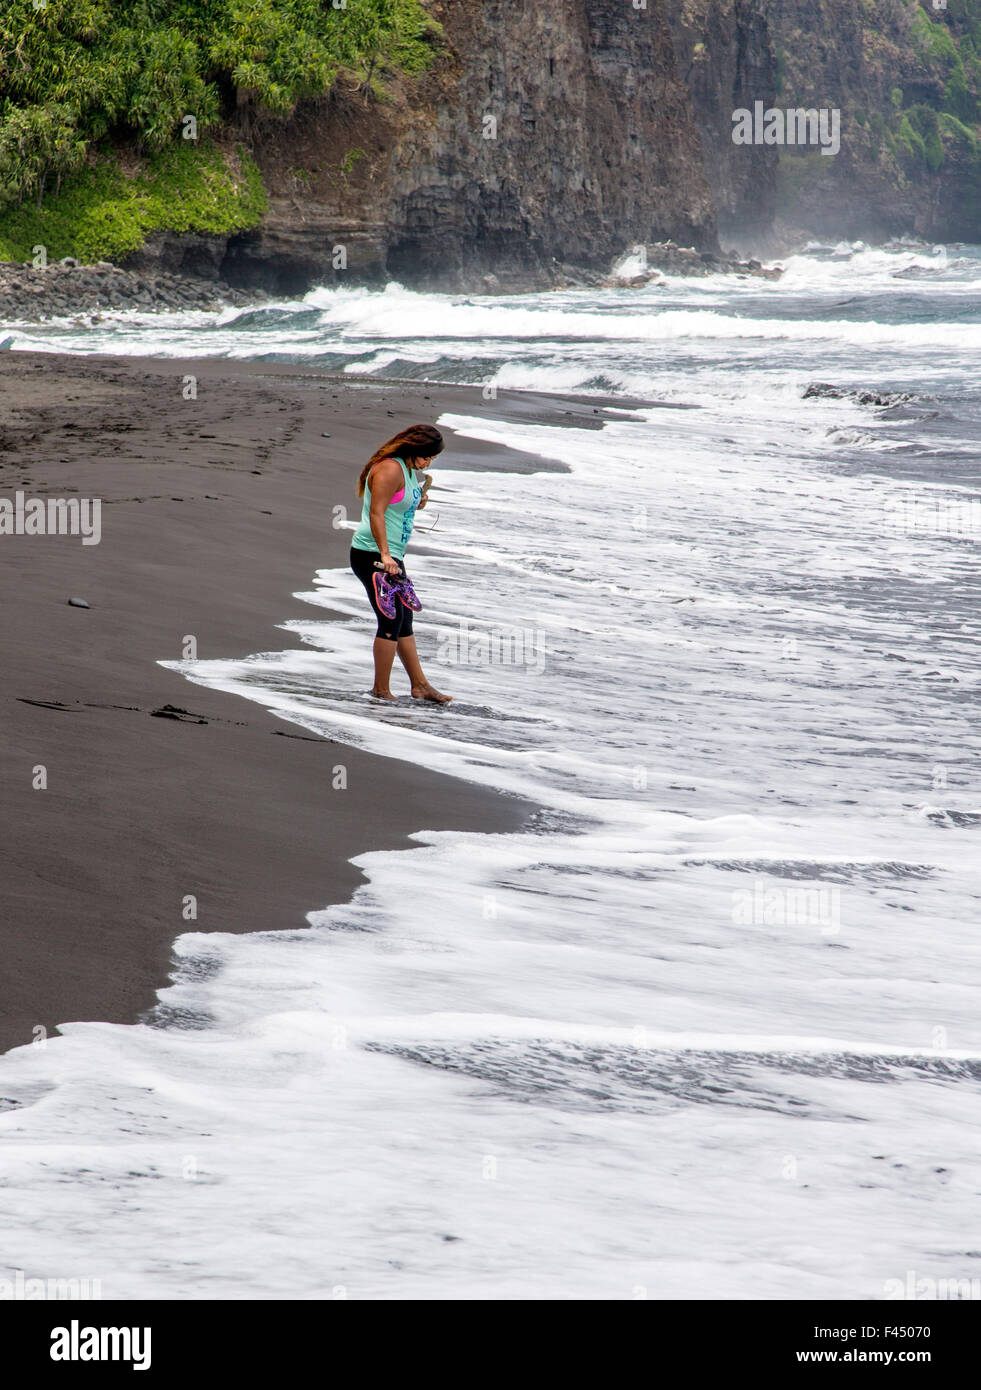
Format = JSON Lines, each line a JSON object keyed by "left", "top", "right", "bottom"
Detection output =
{"left": 372, "top": 570, "right": 398, "bottom": 619}
{"left": 391, "top": 574, "right": 422, "bottom": 611}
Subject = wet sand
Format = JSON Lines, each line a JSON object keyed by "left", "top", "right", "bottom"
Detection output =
{"left": 0, "top": 351, "right": 631, "bottom": 1057}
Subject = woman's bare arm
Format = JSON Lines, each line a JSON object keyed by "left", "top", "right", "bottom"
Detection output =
{"left": 367, "top": 458, "right": 405, "bottom": 572}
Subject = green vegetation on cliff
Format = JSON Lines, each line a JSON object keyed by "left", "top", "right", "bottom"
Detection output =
{"left": 898, "top": 3, "right": 981, "bottom": 159}
{"left": 772, "top": 0, "right": 981, "bottom": 232}
{"left": 0, "top": 142, "right": 266, "bottom": 264}
{"left": 0, "top": 0, "right": 440, "bottom": 263}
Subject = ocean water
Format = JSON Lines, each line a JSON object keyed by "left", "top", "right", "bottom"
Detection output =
{"left": 2, "top": 244, "right": 981, "bottom": 1300}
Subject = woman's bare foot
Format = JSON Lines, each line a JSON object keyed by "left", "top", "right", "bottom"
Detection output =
{"left": 371, "top": 688, "right": 398, "bottom": 701}
{"left": 411, "top": 682, "right": 453, "bottom": 704}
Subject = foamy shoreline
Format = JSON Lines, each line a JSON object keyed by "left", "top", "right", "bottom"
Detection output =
{"left": 0, "top": 351, "right": 632, "bottom": 1057}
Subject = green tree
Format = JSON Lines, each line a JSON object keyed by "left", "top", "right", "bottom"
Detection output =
{"left": 0, "top": 0, "right": 440, "bottom": 213}
{"left": 0, "top": 103, "right": 86, "bottom": 208}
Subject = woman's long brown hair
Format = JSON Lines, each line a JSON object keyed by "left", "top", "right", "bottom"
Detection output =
{"left": 357, "top": 424, "right": 444, "bottom": 498}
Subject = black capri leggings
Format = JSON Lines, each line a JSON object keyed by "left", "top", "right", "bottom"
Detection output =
{"left": 350, "top": 546, "right": 414, "bottom": 641}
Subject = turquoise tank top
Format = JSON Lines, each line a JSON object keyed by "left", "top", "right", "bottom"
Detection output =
{"left": 351, "top": 456, "right": 423, "bottom": 560}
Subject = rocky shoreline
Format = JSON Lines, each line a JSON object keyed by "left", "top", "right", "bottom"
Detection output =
{"left": 1, "top": 240, "right": 784, "bottom": 324}
{"left": 606, "top": 241, "right": 783, "bottom": 286}
{"left": 0, "top": 258, "right": 265, "bottom": 324}
{"left": 540, "top": 242, "right": 782, "bottom": 292}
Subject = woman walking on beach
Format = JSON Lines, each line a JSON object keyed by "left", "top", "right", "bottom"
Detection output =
{"left": 350, "top": 424, "right": 452, "bottom": 703}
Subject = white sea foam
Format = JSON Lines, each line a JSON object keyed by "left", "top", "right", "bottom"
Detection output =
{"left": 295, "top": 283, "right": 981, "bottom": 351}
{"left": 2, "top": 250, "right": 980, "bottom": 1299}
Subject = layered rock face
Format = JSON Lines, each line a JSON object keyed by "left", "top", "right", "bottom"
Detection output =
{"left": 129, "top": 0, "right": 721, "bottom": 293}
{"left": 765, "top": 0, "right": 981, "bottom": 243}
{"left": 119, "top": 0, "right": 981, "bottom": 295}
{"left": 664, "top": 0, "right": 778, "bottom": 243}
{"left": 765, "top": 0, "right": 919, "bottom": 240}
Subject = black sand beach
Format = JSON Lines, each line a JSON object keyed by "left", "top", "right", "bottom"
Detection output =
{"left": 0, "top": 352, "right": 631, "bottom": 1058}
